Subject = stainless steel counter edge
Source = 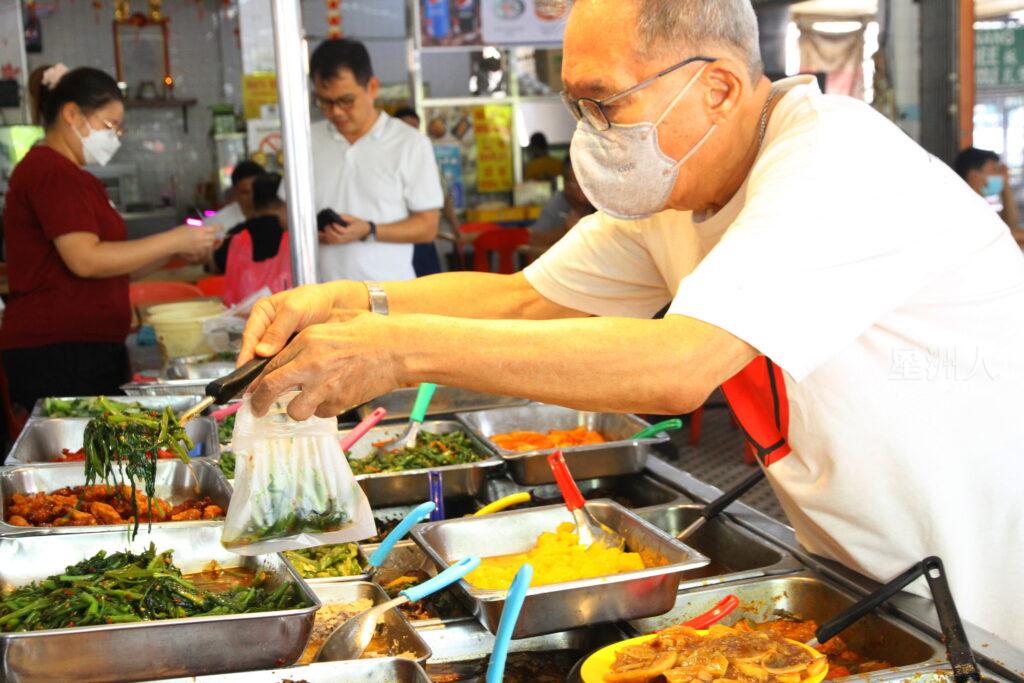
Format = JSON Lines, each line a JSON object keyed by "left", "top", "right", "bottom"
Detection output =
{"left": 644, "top": 456, "right": 1024, "bottom": 682}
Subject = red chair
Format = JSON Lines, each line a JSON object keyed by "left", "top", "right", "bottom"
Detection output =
{"left": 197, "top": 275, "right": 227, "bottom": 299}
{"left": 129, "top": 281, "right": 205, "bottom": 309}
{"left": 472, "top": 228, "right": 530, "bottom": 274}
{"left": 459, "top": 222, "right": 501, "bottom": 236}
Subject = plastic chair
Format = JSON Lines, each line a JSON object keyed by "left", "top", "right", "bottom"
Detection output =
{"left": 472, "top": 228, "right": 530, "bottom": 274}
{"left": 459, "top": 222, "right": 502, "bottom": 236}
{"left": 129, "top": 281, "right": 205, "bottom": 309}
{"left": 196, "top": 275, "right": 227, "bottom": 299}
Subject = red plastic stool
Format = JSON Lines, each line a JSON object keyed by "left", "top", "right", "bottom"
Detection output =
{"left": 472, "top": 228, "right": 530, "bottom": 274}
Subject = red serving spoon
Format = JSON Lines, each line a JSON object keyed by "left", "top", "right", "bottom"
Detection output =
{"left": 680, "top": 595, "right": 741, "bottom": 629}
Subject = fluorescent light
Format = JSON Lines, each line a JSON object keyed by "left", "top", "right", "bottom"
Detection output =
{"left": 811, "top": 20, "right": 864, "bottom": 33}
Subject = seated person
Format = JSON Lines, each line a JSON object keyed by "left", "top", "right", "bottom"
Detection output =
{"left": 953, "top": 147, "right": 1022, "bottom": 244}
{"left": 210, "top": 159, "right": 266, "bottom": 272}
{"left": 528, "top": 155, "right": 595, "bottom": 257}
{"left": 523, "top": 132, "right": 564, "bottom": 183}
{"left": 222, "top": 173, "right": 290, "bottom": 304}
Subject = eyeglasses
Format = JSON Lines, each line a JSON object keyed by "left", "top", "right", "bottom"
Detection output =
{"left": 561, "top": 55, "right": 716, "bottom": 132}
{"left": 96, "top": 117, "right": 124, "bottom": 138}
{"left": 313, "top": 94, "right": 358, "bottom": 112}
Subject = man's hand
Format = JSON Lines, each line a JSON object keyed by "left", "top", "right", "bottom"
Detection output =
{"left": 318, "top": 216, "right": 371, "bottom": 245}
{"left": 239, "top": 284, "right": 345, "bottom": 364}
{"left": 248, "top": 311, "right": 400, "bottom": 419}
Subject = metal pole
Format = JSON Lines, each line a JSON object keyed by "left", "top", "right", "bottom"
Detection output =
{"left": 270, "top": 0, "right": 319, "bottom": 285}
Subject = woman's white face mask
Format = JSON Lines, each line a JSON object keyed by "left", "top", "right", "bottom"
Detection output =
{"left": 77, "top": 117, "right": 121, "bottom": 167}
{"left": 571, "top": 64, "right": 716, "bottom": 220}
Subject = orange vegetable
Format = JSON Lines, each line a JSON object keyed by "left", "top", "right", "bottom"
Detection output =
{"left": 491, "top": 427, "right": 607, "bottom": 452}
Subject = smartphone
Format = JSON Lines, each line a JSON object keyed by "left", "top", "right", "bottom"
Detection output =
{"left": 317, "top": 208, "right": 349, "bottom": 231}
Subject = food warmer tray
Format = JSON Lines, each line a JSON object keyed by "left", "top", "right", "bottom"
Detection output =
{"left": 0, "top": 525, "right": 319, "bottom": 683}
{"left": 457, "top": 404, "right": 670, "bottom": 485}
{"left": 150, "top": 658, "right": 433, "bottom": 683}
{"left": 637, "top": 502, "right": 804, "bottom": 588}
{"left": 627, "top": 573, "right": 947, "bottom": 682}
{"left": 0, "top": 459, "right": 231, "bottom": 537}
{"left": 484, "top": 471, "right": 689, "bottom": 511}
{"left": 356, "top": 387, "right": 529, "bottom": 422}
{"left": 121, "top": 379, "right": 212, "bottom": 397}
{"left": 6, "top": 416, "right": 220, "bottom": 466}
{"left": 309, "top": 582, "right": 431, "bottom": 665}
{"left": 30, "top": 395, "right": 198, "bottom": 419}
{"left": 284, "top": 544, "right": 373, "bottom": 586}
{"left": 411, "top": 499, "right": 709, "bottom": 639}
{"left": 343, "top": 420, "right": 502, "bottom": 508}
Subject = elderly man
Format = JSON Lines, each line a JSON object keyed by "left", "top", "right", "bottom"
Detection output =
{"left": 241, "top": 0, "right": 1024, "bottom": 644}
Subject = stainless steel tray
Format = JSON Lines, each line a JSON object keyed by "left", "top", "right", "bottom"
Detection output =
{"left": 636, "top": 503, "right": 803, "bottom": 587}
{"left": 362, "top": 541, "right": 472, "bottom": 627}
{"left": 6, "top": 416, "right": 220, "bottom": 465}
{"left": 411, "top": 500, "right": 709, "bottom": 639}
{"left": 485, "top": 472, "right": 687, "bottom": 511}
{"left": 165, "top": 360, "right": 235, "bottom": 381}
{"left": 344, "top": 420, "right": 502, "bottom": 508}
{"left": 0, "top": 525, "right": 319, "bottom": 683}
{"left": 30, "top": 395, "right": 198, "bottom": 418}
{"left": 357, "top": 387, "right": 529, "bottom": 421}
{"left": 0, "top": 459, "right": 231, "bottom": 536}
{"left": 121, "top": 379, "right": 210, "bottom": 397}
{"left": 306, "top": 582, "right": 431, "bottom": 665}
{"left": 420, "top": 618, "right": 626, "bottom": 681}
{"left": 152, "top": 658, "right": 433, "bottom": 682}
{"left": 457, "top": 405, "right": 669, "bottom": 485}
{"left": 626, "top": 573, "right": 947, "bottom": 682}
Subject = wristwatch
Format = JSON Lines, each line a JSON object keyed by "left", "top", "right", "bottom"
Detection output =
{"left": 365, "top": 281, "right": 389, "bottom": 316}
{"left": 360, "top": 221, "right": 377, "bottom": 242}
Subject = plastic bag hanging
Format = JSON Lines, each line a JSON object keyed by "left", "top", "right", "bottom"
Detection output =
{"left": 221, "top": 392, "right": 375, "bottom": 555}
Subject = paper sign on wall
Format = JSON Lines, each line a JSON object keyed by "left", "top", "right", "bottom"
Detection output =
{"left": 481, "top": 0, "right": 569, "bottom": 46}
{"left": 243, "top": 72, "right": 279, "bottom": 121}
{"left": 472, "top": 104, "right": 513, "bottom": 193}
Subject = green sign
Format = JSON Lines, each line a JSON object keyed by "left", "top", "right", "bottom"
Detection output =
{"left": 977, "top": 28, "right": 1024, "bottom": 89}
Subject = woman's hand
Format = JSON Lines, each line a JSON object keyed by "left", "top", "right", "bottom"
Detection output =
{"left": 238, "top": 284, "right": 348, "bottom": 364}
{"left": 248, "top": 310, "right": 402, "bottom": 419}
{"left": 171, "top": 224, "right": 220, "bottom": 262}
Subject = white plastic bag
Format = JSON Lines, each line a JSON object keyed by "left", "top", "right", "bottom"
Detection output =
{"left": 221, "top": 392, "right": 375, "bottom": 555}
{"left": 202, "top": 287, "right": 271, "bottom": 353}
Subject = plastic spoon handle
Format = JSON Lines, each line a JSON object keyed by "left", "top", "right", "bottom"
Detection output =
{"left": 813, "top": 559, "right": 927, "bottom": 646}
{"left": 428, "top": 470, "right": 445, "bottom": 521}
{"left": 409, "top": 383, "right": 438, "bottom": 423}
{"left": 683, "top": 595, "right": 740, "bottom": 629}
{"left": 547, "top": 451, "right": 586, "bottom": 512}
{"left": 209, "top": 401, "right": 243, "bottom": 422}
{"left": 487, "top": 564, "right": 534, "bottom": 683}
{"left": 367, "top": 500, "right": 436, "bottom": 570}
{"left": 340, "top": 407, "right": 388, "bottom": 453}
{"left": 400, "top": 556, "right": 481, "bottom": 603}
{"left": 922, "top": 557, "right": 981, "bottom": 683}
{"left": 631, "top": 419, "right": 684, "bottom": 440}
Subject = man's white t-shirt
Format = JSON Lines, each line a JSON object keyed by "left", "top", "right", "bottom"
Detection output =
{"left": 312, "top": 112, "right": 444, "bottom": 282}
{"left": 525, "top": 76, "right": 1024, "bottom": 647}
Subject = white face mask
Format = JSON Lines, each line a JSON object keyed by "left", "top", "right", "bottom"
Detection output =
{"left": 77, "top": 122, "right": 121, "bottom": 167}
{"left": 571, "top": 64, "right": 716, "bottom": 220}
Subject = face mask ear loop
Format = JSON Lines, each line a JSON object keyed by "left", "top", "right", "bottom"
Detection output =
{"left": 650, "top": 63, "right": 710, "bottom": 131}
{"left": 666, "top": 123, "right": 718, "bottom": 176}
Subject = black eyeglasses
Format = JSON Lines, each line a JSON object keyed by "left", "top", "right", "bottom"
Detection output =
{"left": 561, "top": 55, "right": 716, "bottom": 131}
{"left": 313, "top": 94, "right": 358, "bottom": 112}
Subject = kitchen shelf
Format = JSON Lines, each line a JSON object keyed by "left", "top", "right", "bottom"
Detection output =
{"left": 125, "top": 98, "right": 198, "bottom": 133}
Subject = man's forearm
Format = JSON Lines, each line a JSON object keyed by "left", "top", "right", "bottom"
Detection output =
{"left": 377, "top": 210, "right": 440, "bottom": 243}
{"left": 391, "top": 313, "right": 756, "bottom": 415}
{"left": 326, "top": 272, "right": 587, "bottom": 320}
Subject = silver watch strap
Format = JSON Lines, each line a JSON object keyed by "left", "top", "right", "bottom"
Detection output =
{"left": 365, "top": 282, "right": 389, "bottom": 316}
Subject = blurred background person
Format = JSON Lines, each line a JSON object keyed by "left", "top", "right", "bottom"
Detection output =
{"left": 954, "top": 147, "right": 1022, "bottom": 242}
{"left": 222, "top": 173, "right": 291, "bottom": 305}
{"left": 527, "top": 154, "right": 595, "bottom": 258}
{"left": 0, "top": 65, "right": 217, "bottom": 412}
{"left": 523, "top": 132, "right": 564, "bottom": 183}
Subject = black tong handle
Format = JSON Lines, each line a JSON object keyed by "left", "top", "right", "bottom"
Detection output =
{"left": 205, "top": 356, "right": 273, "bottom": 405}
{"left": 701, "top": 468, "right": 765, "bottom": 522}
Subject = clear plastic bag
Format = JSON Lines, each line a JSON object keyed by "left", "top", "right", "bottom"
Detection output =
{"left": 202, "top": 287, "right": 271, "bottom": 354}
{"left": 221, "top": 393, "right": 375, "bottom": 555}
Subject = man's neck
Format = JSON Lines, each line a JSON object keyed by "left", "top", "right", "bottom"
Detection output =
{"left": 336, "top": 109, "right": 381, "bottom": 145}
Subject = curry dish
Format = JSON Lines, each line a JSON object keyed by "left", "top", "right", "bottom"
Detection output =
{"left": 606, "top": 624, "right": 827, "bottom": 683}
{"left": 734, "top": 620, "right": 892, "bottom": 679}
{"left": 490, "top": 427, "right": 607, "bottom": 452}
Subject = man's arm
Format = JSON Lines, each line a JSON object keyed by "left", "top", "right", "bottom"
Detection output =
{"left": 321, "top": 209, "right": 440, "bottom": 245}
{"left": 238, "top": 272, "right": 588, "bottom": 363}
{"left": 248, "top": 311, "right": 757, "bottom": 419}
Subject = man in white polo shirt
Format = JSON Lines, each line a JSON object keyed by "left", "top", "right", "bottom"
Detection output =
{"left": 309, "top": 39, "right": 443, "bottom": 282}
{"left": 243, "top": 0, "right": 1024, "bottom": 646}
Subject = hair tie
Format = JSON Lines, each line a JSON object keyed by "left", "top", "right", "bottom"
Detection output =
{"left": 41, "top": 63, "right": 69, "bottom": 90}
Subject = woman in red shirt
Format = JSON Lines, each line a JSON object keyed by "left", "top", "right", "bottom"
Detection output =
{"left": 0, "top": 66, "right": 219, "bottom": 412}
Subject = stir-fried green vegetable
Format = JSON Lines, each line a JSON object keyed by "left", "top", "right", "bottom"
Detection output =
{"left": 83, "top": 405, "right": 193, "bottom": 538}
{"left": 283, "top": 543, "right": 363, "bottom": 578}
{"left": 217, "top": 413, "right": 236, "bottom": 446}
{"left": 348, "top": 431, "right": 486, "bottom": 475}
{"left": 218, "top": 451, "right": 236, "bottom": 479}
{"left": 0, "top": 545, "right": 308, "bottom": 633}
{"left": 44, "top": 396, "right": 145, "bottom": 418}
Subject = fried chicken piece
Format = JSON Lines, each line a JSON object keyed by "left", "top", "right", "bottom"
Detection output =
{"left": 171, "top": 508, "right": 201, "bottom": 521}
{"left": 202, "top": 505, "right": 223, "bottom": 520}
{"left": 89, "top": 501, "right": 124, "bottom": 525}
{"left": 81, "top": 485, "right": 117, "bottom": 502}
{"left": 7, "top": 515, "right": 29, "bottom": 526}
{"left": 54, "top": 508, "right": 98, "bottom": 526}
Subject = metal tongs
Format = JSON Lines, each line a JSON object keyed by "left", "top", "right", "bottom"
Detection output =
{"left": 177, "top": 355, "right": 277, "bottom": 425}
{"left": 807, "top": 556, "right": 981, "bottom": 683}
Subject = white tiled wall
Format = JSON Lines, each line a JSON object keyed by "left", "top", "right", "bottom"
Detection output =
{"left": 26, "top": 0, "right": 243, "bottom": 210}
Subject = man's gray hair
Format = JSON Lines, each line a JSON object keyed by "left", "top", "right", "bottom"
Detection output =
{"left": 634, "top": 0, "right": 763, "bottom": 79}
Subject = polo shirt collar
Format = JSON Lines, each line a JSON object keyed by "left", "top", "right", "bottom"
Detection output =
{"left": 327, "top": 110, "right": 390, "bottom": 143}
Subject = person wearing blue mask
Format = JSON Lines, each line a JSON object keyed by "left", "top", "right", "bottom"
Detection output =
{"left": 235, "top": 0, "right": 1024, "bottom": 646}
{"left": 954, "top": 146, "right": 1022, "bottom": 240}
